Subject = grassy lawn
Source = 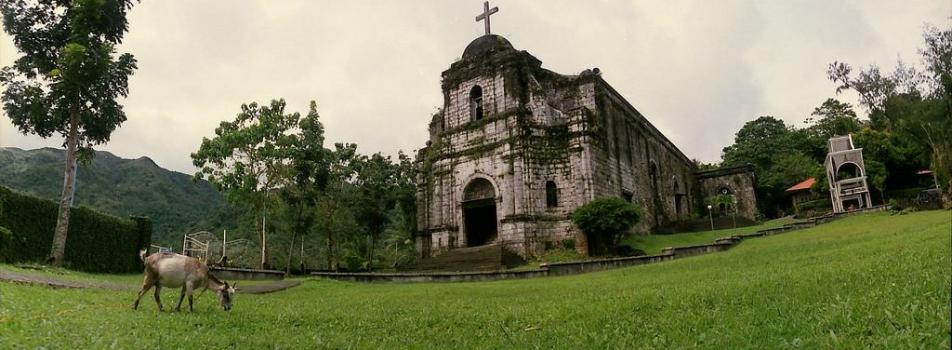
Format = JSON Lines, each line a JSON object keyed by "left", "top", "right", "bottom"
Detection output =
{"left": 621, "top": 216, "right": 797, "bottom": 254}
{"left": 1, "top": 210, "right": 949, "bottom": 348}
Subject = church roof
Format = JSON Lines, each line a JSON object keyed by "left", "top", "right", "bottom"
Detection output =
{"left": 462, "top": 34, "right": 515, "bottom": 59}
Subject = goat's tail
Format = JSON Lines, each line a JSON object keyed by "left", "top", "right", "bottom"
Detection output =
{"left": 139, "top": 248, "right": 148, "bottom": 262}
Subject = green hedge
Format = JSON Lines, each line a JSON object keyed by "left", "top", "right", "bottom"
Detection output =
{"left": 0, "top": 186, "right": 151, "bottom": 273}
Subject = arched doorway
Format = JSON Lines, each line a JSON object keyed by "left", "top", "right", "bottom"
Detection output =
{"left": 462, "top": 178, "right": 497, "bottom": 246}
{"left": 836, "top": 162, "right": 862, "bottom": 180}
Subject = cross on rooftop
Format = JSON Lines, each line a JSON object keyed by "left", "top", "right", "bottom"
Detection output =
{"left": 475, "top": 1, "right": 499, "bottom": 35}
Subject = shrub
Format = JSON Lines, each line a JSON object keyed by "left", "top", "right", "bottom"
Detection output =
{"left": 0, "top": 186, "right": 151, "bottom": 273}
{"left": 342, "top": 254, "right": 367, "bottom": 272}
{"left": 560, "top": 239, "right": 575, "bottom": 251}
{"left": 0, "top": 226, "right": 11, "bottom": 261}
{"left": 571, "top": 197, "right": 641, "bottom": 256}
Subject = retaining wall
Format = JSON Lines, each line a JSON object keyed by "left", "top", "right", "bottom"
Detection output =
{"left": 312, "top": 270, "right": 548, "bottom": 283}
{"left": 312, "top": 210, "right": 874, "bottom": 283}
{"left": 210, "top": 267, "right": 285, "bottom": 280}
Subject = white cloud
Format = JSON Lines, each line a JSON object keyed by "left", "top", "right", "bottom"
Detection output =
{"left": 1, "top": 0, "right": 948, "bottom": 173}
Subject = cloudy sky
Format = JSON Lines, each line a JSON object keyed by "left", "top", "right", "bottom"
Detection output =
{"left": 1, "top": 1, "right": 949, "bottom": 173}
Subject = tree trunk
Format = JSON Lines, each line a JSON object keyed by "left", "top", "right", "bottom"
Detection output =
{"left": 260, "top": 213, "right": 268, "bottom": 269}
{"left": 48, "top": 111, "right": 79, "bottom": 267}
{"left": 324, "top": 206, "right": 339, "bottom": 271}
{"left": 285, "top": 205, "right": 303, "bottom": 275}
{"left": 299, "top": 234, "right": 306, "bottom": 273}
{"left": 367, "top": 232, "right": 376, "bottom": 270}
{"left": 254, "top": 203, "right": 267, "bottom": 270}
{"left": 285, "top": 230, "right": 297, "bottom": 275}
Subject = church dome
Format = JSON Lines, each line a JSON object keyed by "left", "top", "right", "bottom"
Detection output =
{"left": 462, "top": 34, "right": 515, "bottom": 59}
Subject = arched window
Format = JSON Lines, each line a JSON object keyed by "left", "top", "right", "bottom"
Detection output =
{"left": 836, "top": 162, "right": 862, "bottom": 181}
{"left": 470, "top": 85, "right": 484, "bottom": 121}
{"left": 463, "top": 178, "right": 495, "bottom": 201}
{"left": 545, "top": 181, "right": 558, "bottom": 208}
{"left": 672, "top": 177, "right": 683, "bottom": 215}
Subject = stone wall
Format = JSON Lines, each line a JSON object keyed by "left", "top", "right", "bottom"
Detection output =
{"left": 696, "top": 165, "right": 759, "bottom": 220}
{"left": 588, "top": 78, "right": 699, "bottom": 233}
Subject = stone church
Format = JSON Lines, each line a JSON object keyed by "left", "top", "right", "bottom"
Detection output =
{"left": 415, "top": 8, "right": 756, "bottom": 259}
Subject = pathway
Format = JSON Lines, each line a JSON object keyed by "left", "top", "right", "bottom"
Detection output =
{"left": 0, "top": 269, "right": 302, "bottom": 294}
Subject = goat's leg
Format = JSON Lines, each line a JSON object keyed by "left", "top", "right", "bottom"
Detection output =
{"left": 132, "top": 278, "right": 154, "bottom": 310}
{"left": 186, "top": 282, "right": 195, "bottom": 312}
{"left": 175, "top": 285, "right": 186, "bottom": 312}
{"left": 153, "top": 285, "right": 164, "bottom": 311}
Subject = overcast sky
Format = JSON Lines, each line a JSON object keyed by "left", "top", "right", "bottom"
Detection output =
{"left": 1, "top": 1, "right": 949, "bottom": 174}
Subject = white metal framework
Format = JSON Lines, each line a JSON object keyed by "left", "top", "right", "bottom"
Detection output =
{"left": 825, "top": 135, "right": 873, "bottom": 213}
{"left": 182, "top": 231, "right": 212, "bottom": 264}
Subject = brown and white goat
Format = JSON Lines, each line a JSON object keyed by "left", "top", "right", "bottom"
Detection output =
{"left": 132, "top": 251, "right": 236, "bottom": 312}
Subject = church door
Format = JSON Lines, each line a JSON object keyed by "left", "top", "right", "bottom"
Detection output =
{"left": 462, "top": 178, "right": 498, "bottom": 246}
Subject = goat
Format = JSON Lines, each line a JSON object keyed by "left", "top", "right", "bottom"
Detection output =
{"left": 132, "top": 250, "right": 237, "bottom": 312}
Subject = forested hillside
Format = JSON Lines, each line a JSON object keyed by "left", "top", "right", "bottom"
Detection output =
{"left": 0, "top": 147, "right": 242, "bottom": 247}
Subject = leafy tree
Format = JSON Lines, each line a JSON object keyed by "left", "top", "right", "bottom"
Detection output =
{"left": 864, "top": 159, "right": 887, "bottom": 204}
{"left": 353, "top": 153, "right": 396, "bottom": 269}
{"left": 722, "top": 116, "right": 793, "bottom": 171}
{"left": 192, "top": 99, "right": 299, "bottom": 269}
{"left": 276, "top": 101, "right": 328, "bottom": 273}
{"left": 722, "top": 116, "right": 816, "bottom": 216}
{"left": 319, "top": 143, "right": 360, "bottom": 271}
{"left": 0, "top": 0, "right": 139, "bottom": 266}
{"left": 771, "top": 153, "right": 823, "bottom": 188}
{"left": 803, "top": 98, "right": 862, "bottom": 139}
{"left": 571, "top": 197, "right": 641, "bottom": 256}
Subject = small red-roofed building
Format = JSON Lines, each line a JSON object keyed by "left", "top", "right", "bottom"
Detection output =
{"left": 785, "top": 177, "right": 820, "bottom": 215}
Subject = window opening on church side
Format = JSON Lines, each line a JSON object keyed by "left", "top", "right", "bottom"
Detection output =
{"left": 545, "top": 181, "right": 558, "bottom": 208}
{"left": 470, "top": 85, "right": 484, "bottom": 121}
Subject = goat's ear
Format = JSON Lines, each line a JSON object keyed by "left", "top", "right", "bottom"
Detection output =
{"left": 232, "top": 281, "right": 238, "bottom": 290}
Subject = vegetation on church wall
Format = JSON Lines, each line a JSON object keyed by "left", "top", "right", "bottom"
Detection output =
{"left": 439, "top": 107, "right": 531, "bottom": 136}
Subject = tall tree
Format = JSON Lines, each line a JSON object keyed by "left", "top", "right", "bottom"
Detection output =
{"left": 804, "top": 98, "right": 862, "bottom": 138}
{"left": 277, "top": 101, "right": 328, "bottom": 274}
{"left": 192, "top": 99, "right": 299, "bottom": 269}
{"left": 354, "top": 153, "right": 397, "bottom": 268}
{"left": 0, "top": 0, "right": 139, "bottom": 266}
{"left": 721, "top": 116, "right": 793, "bottom": 171}
{"left": 320, "top": 143, "right": 360, "bottom": 271}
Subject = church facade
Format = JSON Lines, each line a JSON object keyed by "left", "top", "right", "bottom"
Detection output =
{"left": 415, "top": 34, "right": 756, "bottom": 259}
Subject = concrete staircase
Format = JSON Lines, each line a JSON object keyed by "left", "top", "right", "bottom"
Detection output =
{"left": 414, "top": 244, "right": 525, "bottom": 272}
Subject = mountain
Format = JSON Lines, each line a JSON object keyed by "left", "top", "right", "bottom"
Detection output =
{"left": 0, "top": 147, "right": 242, "bottom": 247}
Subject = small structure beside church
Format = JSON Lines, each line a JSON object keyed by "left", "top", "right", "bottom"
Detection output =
{"left": 786, "top": 177, "right": 817, "bottom": 210}
{"left": 414, "top": 2, "right": 758, "bottom": 260}
{"left": 825, "top": 134, "right": 872, "bottom": 212}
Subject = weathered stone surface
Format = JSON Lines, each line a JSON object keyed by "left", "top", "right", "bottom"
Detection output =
{"left": 696, "top": 165, "right": 759, "bottom": 220}
{"left": 416, "top": 35, "right": 757, "bottom": 259}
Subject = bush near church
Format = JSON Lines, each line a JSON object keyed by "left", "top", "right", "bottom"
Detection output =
{"left": 571, "top": 197, "right": 641, "bottom": 256}
{"left": 0, "top": 186, "right": 151, "bottom": 273}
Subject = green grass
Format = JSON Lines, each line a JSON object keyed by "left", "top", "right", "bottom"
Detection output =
{"left": 0, "top": 264, "right": 144, "bottom": 286}
{"left": 1, "top": 210, "right": 949, "bottom": 348}
{"left": 622, "top": 216, "right": 796, "bottom": 254}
